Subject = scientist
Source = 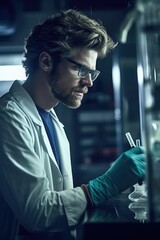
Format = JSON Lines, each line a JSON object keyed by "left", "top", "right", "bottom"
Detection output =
{"left": 0, "top": 9, "right": 145, "bottom": 240}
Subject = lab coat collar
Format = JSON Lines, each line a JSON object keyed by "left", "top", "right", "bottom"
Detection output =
{"left": 9, "top": 80, "right": 64, "bottom": 172}
{"left": 9, "top": 80, "right": 46, "bottom": 126}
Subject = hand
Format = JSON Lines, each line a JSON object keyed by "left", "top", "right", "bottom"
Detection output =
{"left": 88, "top": 146, "right": 146, "bottom": 206}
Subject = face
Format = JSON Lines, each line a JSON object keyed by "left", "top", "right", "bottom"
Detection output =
{"left": 49, "top": 49, "right": 98, "bottom": 109}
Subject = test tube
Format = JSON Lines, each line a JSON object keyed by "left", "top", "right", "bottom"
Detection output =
{"left": 125, "top": 132, "right": 143, "bottom": 188}
{"left": 136, "top": 139, "right": 141, "bottom": 147}
{"left": 125, "top": 132, "right": 136, "bottom": 148}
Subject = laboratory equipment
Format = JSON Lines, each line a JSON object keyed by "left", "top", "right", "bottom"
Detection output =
{"left": 136, "top": 0, "right": 160, "bottom": 221}
{"left": 128, "top": 201, "right": 148, "bottom": 222}
{"left": 119, "top": 0, "right": 160, "bottom": 221}
{"left": 125, "top": 132, "right": 147, "bottom": 202}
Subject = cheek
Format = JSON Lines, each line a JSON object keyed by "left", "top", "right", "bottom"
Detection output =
{"left": 57, "top": 75, "right": 77, "bottom": 89}
{"left": 60, "top": 80, "right": 76, "bottom": 94}
{"left": 51, "top": 65, "right": 78, "bottom": 89}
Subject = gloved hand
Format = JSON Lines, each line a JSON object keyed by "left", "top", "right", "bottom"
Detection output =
{"left": 88, "top": 146, "right": 146, "bottom": 206}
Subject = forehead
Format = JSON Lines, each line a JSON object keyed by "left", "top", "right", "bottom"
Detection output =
{"left": 73, "top": 49, "right": 98, "bottom": 68}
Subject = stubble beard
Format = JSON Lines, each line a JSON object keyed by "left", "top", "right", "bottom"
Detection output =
{"left": 51, "top": 83, "right": 82, "bottom": 109}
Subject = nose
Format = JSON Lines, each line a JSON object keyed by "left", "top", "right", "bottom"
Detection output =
{"left": 80, "top": 74, "right": 93, "bottom": 87}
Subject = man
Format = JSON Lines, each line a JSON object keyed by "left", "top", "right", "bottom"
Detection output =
{"left": 0, "top": 9, "right": 145, "bottom": 240}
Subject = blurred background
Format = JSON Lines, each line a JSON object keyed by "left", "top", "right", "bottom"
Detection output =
{"left": 0, "top": 0, "right": 140, "bottom": 186}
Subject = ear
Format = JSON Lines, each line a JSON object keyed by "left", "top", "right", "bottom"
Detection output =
{"left": 39, "top": 52, "right": 53, "bottom": 72}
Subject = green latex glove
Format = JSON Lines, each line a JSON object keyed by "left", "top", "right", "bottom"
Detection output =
{"left": 88, "top": 146, "right": 145, "bottom": 206}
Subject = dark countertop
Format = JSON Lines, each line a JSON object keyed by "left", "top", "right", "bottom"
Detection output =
{"left": 78, "top": 192, "right": 158, "bottom": 240}
{"left": 84, "top": 191, "right": 148, "bottom": 223}
{"left": 18, "top": 191, "right": 156, "bottom": 240}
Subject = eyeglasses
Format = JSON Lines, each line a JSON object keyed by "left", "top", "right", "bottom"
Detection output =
{"left": 65, "top": 58, "right": 100, "bottom": 82}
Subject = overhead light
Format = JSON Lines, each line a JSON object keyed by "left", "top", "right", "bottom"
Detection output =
{"left": 0, "top": 54, "right": 26, "bottom": 81}
{"left": 0, "top": 65, "right": 25, "bottom": 81}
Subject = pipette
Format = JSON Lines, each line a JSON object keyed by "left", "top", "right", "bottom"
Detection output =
{"left": 125, "top": 132, "right": 136, "bottom": 148}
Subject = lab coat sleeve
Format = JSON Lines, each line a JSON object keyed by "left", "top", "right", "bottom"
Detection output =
{"left": 0, "top": 101, "right": 87, "bottom": 232}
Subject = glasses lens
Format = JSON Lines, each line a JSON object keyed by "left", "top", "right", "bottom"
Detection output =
{"left": 91, "top": 70, "right": 100, "bottom": 81}
{"left": 79, "top": 66, "right": 88, "bottom": 78}
{"left": 79, "top": 66, "right": 100, "bottom": 81}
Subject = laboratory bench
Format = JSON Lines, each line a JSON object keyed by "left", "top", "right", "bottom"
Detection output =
{"left": 78, "top": 191, "right": 159, "bottom": 240}
{"left": 18, "top": 191, "right": 159, "bottom": 240}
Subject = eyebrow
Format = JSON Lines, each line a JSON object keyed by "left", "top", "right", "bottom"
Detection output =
{"left": 66, "top": 58, "right": 91, "bottom": 70}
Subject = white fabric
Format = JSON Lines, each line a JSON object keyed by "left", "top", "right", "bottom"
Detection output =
{"left": 0, "top": 81, "right": 87, "bottom": 234}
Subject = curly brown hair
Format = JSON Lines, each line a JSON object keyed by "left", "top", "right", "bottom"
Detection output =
{"left": 22, "top": 9, "right": 116, "bottom": 77}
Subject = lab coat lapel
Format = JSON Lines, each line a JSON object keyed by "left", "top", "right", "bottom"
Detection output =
{"left": 10, "top": 81, "right": 61, "bottom": 171}
{"left": 50, "top": 110, "right": 73, "bottom": 187}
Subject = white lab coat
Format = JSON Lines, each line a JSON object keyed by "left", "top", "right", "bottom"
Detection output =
{"left": 0, "top": 81, "right": 87, "bottom": 238}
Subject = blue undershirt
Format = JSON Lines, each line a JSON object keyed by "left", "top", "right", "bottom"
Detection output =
{"left": 36, "top": 106, "right": 61, "bottom": 170}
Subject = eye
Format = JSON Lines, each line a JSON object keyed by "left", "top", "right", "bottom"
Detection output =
{"left": 73, "top": 64, "right": 81, "bottom": 71}
{"left": 80, "top": 66, "right": 89, "bottom": 75}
